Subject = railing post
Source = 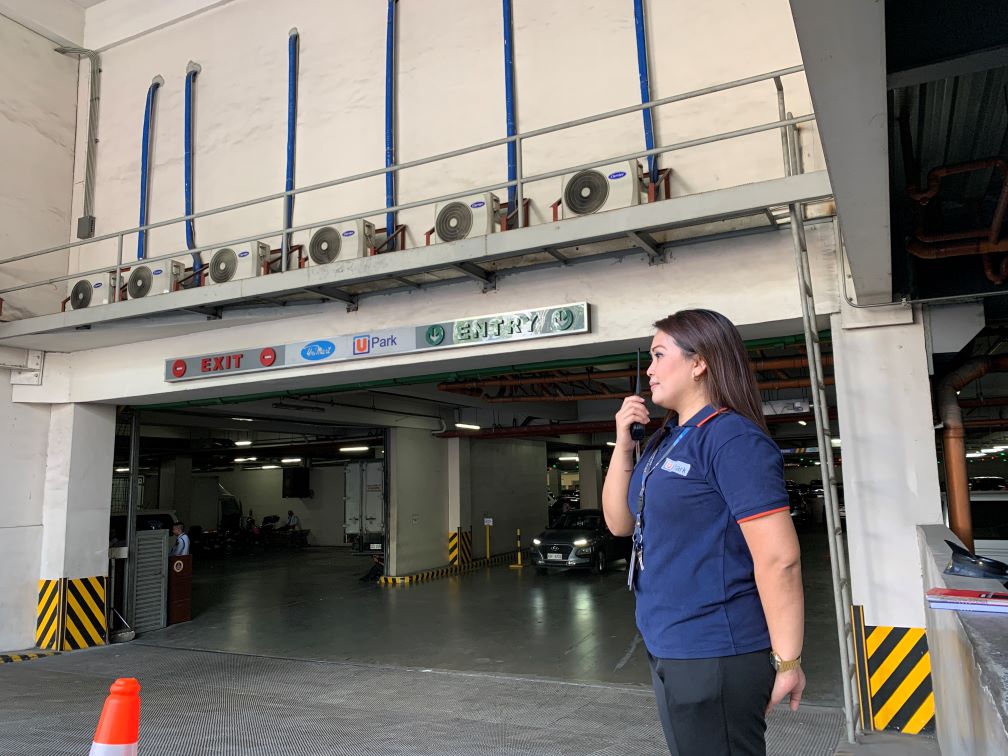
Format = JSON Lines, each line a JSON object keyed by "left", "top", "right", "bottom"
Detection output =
{"left": 115, "top": 234, "right": 124, "bottom": 302}
{"left": 515, "top": 135, "right": 525, "bottom": 229}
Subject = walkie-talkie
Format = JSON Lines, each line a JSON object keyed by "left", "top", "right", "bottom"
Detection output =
{"left": 630, "top": 348, "right": 647, "bottom": 441}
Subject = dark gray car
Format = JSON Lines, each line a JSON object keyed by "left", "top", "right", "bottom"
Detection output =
{"left": 531, "top": 509, "right": 632, "bottom": 574}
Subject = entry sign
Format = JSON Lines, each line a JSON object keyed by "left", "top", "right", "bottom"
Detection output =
{"left": 484, "top": 518, "right": 494, "bottom": 526}
{"left": 165, "top": 302, "right": 589, "bottom": 382}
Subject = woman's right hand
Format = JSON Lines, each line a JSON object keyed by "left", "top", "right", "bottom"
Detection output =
{"left": 614, "top": 395, "right": 650, "bottom": 453}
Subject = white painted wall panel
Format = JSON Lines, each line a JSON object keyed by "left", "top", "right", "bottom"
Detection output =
{"left": 0, "top": 525, "right": 42, "bottom": 650}
{"left": 61, "top": 0, "right": 814, "bottom": 277}
{"left": 0, "top": 14, "right": 77, "bottom": 318}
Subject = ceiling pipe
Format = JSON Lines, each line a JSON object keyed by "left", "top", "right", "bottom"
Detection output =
{"left": 437, "top": 356, "right": 832, "bottom": 392}
{"left": 937, "top": 356, "right": 1008, "bottom": 551}
{"left": 184, "top": 61, "right": 203, "bottom": 284}
{"left": 137, "top": 75, "right": 164, "bottom": 260}
{"left": 55, "top": 46, "right": 101, "bottom": 239}
{"left": 907, "top": 158, "right": 1008, "bottom": 204}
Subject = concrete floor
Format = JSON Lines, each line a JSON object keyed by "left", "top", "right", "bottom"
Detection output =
{"left": 143, "top": 528, "right": 845, "bottom": 706}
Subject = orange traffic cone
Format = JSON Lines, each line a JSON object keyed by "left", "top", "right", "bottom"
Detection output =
{"left": 89, "top": 678, "right": 140, "bottom": 755}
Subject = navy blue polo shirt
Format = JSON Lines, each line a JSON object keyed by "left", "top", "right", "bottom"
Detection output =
{"left": 627, "top": 405, "right": 789, "bottom": 659}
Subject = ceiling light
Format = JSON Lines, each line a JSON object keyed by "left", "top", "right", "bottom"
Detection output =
{"left": 455, "top": 423, "right": 481, "bottom": 430}
{"left": 966, "top": 452, "right": 986, "bottom": 458}
{"left": 558, "top": 456, "right": 579, "bottom": 461}
{"left": 234, "top": 440, "right": 253, "bottom": 447}
{"left": 245, "top": 456, "right": 257, "bottom": 462}
{"left": 797, "top": 420, "right": 807, "bottom": 426}
{"left": 231, "top": 417, "right": 254, "bottom": 422}
{"left": 339, "top": 446, "right": 369, "bottom": 453}
{"left": 981, "top": 448, "right": 999, "bottom": 454}
{"left": 606, "top": 442, "right": 616, "bottom": 447}
{"left": 261, "top": 464, "right": 279, "bottom": 470}
{"left": 115, "top": 467, "right": 129, "bottom": 473}
{"left": 234, "top": 458, "right": 246, "bottom": 463}
{"left": 281, "top": 457, "right": 302, "bottom": 464}
{"left": 830, "top": 438, "right": 841, "bottom": 447}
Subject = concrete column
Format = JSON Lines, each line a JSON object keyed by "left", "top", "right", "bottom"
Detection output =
{"left": 387, "top": 428, "right": 448, "bottom": 575}
{"left": 446, "top": 437, "right": 471, "bottom": 533}
{"left": 0, "top": 378, "right": 50, "bottom": 650}
{"left": 159, "top": 456, "right": 193, "bottom": 523}
{"left": 39, "top": 403, "right": 117, "bottom": 581}
{"left": 547, "top": 468, "right": 561, "bottom": 498}
{"left": 578, "top": 450, "right": 603, "bottom": 509}
{"left": 831, "top": 308, "right": 943, "bottom": 627}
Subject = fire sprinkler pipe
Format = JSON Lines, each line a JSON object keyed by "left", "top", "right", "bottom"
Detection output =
{"left": 282, "top": 29, "right": 299, "bottom": 267}
{"left": 184, "top": 61, "right": 203, "bottom": 284}
{"left": 937, "top": 355, "right": 1008, "bottom": 551}
{"left": 384, "top": 1, "right": 398, "bottom": 250}
{"left": 502, "top": 0, "right": 517, "bottom": 214}
{"left": 137, "top": 76, "right": 164, "bottom": 260}
{"left": 55, "top": 46, "right": 101, "bottom": 239}
{"left": 633, "top": 0, "right": 657, "bottom": 180}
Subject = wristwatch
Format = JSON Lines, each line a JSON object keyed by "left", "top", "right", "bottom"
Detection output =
{"left": 771, "top": 651, "right": 802, "bottom": 672}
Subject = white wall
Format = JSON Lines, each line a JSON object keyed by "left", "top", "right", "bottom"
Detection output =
{"left": 0, "top": 373, "right": 50, "bottom": 650}
{"left": 57, "top": 0, "right": 816, "bottom": 275}
{"left": 191, "top": 466, "right": 345, "bottom": 544}
{"left": 832, "top": 307, "right": 944, "bottom": 628}
{"left": 0, "top": 13, "right": 77, "bottom": 318}
{"left": 388, "top": 427, "right": 447, "bottom": 574}
{"left": 469, "top": 438, "right": 548, "bottom": 556}
{"left": 17, "top": 223, "right": 839, "bottom": 406}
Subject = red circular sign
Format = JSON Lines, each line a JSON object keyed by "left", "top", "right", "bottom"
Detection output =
{"left": 171, "top": 360, "right": 187, "bottom": 378}
{"left": 260, "top": 348, "right": 277, "bottom": 367}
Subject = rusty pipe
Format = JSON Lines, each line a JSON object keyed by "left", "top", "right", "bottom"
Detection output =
{"left": 908, "top": 158, "right": 1008, "bottom": 204}
{"left": 983, "top": 254, "right": 1008, "bottom": 285}
{"left": 437, "top": 356, "right": 831, "bottom": 392}
{"left": 937, "top": 356, "right": 1008, "bottom": 551}
{"left": 907, "top": 236, "right": 1008, "bottom": 260}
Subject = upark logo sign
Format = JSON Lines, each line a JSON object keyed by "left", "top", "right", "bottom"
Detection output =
{"left": 164, "top": 303, "right": 589, "bottom": 382}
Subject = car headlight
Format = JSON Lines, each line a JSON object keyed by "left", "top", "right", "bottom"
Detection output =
{"left": 573, "top": 538, "right": 589, "bottom": 547}
{"left": 532, "top": 538, "right": 541, "bottom": 546}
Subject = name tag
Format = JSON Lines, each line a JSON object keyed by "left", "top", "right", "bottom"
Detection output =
{"left": 661, "top": 458, "right": 691, "bottom": 476}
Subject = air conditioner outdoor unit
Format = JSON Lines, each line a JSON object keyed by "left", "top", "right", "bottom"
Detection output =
{"left": 305, "top": 220, "right": 375, "bottom": 267}
{"left": 433, "top": 193, "right": 500, "bottom": 243}
{"left": 125, "top": 260, "right": 185, "bottom": 300}
{"left": 561, "top": 160, "right": 642, "bottom": 217}
{"left": 206, "top": 241, "right": 270, "bottom": 285}
{"left": 67, "top": 271, "right": 118, "bottom": 310}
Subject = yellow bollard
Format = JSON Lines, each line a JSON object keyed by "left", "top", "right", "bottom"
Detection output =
{"left": 509, "top": 528, "right": 524, "bottom": 569}
{"left": 485, "top": 524, "right": 491, "bottom": 560}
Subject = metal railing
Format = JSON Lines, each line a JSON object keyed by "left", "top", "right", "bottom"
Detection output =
{"left": 0, "top": 64, "right": 813, "bottom": 307}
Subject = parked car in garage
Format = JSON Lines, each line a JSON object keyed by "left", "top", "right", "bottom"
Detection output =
{"left": 531, "top": 509, "right": 631, "bottom": 574}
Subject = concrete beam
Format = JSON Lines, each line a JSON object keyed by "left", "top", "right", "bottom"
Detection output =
{"left": 0, "top": 0, "right": 84, "bottom": 46}
{"left": 789, "top": 0, "right": 891, "bottom": 304}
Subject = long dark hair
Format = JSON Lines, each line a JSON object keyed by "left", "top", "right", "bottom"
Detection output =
{"left": 653, "top": 309, "right": 768, "bottom": 433}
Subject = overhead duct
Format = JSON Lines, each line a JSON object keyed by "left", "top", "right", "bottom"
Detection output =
{"left": 137, "top": 75, "right": 164, "bottom": 260}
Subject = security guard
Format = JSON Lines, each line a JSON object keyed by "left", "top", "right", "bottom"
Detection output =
{"left": 603, "top": 309, "right": 805, "bottom": 756}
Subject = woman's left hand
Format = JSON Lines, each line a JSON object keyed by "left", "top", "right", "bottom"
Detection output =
{"left": 766, "top": 667, "right": 806, "bottom": 714}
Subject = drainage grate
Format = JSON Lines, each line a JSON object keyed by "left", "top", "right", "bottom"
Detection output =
{"left": 0, "top": 645, "right": 843, "bottom": 755}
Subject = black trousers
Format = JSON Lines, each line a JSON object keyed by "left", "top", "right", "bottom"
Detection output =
{"left": 648, "top": 649, "right": 775, "bottom": 756}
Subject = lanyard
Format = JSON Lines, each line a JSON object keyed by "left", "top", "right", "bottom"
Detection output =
{"left": 627, "top": 407, "right": 728, "bottom": 591}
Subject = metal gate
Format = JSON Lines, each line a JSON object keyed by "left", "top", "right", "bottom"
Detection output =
{"left": 133, "top": 529, "right": 168, "bottom": 634}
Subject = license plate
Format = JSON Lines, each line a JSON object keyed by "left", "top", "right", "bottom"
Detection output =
{"left": 547, "top": 553, "right": 563, "bottom": 561}
{"left": 369, "top": 543, "right": 383, "bottom": 550}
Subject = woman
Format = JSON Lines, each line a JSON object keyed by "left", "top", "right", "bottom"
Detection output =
{"left": 602, "top": 309, "right": 804, "bottom": 756}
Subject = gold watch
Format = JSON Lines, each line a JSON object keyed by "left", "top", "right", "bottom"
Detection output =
{"left": 771, "top": 651, "right": 801, "bottom": 672}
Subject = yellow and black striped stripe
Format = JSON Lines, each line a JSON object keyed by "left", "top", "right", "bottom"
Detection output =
{"left": 36, "top": 576, "right": 107, "bottom": 652}
{"left": 448, "top": 531, "right": 460, "bottom": 565}
{"left": 380, "top": 550, "right": 519, "bottom": 586}
{"left": 460, "top": 530, "right": 472, "bottom": 564}
{"left": 36, "top": 579, "right": 63, "bottom": 651}
{"left": 64, "top": 577, "right": 107, "bottom": 650}
{"left": 1, "top": 651, "right": 60, "bottom": 664}
{"left": 850, "top": 605, "right": 935, "bottom": 734}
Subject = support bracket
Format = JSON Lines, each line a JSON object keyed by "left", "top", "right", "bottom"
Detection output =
{"left": 626, "top": 231, "right": 665, "bottom": 264}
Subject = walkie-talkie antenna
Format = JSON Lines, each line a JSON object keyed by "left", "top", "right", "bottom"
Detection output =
{"left": 630, "top": 348, "right": 646, "bottom": 442}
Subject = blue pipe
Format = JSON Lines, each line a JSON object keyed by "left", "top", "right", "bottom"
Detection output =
{"left": 384, "top": 0, "right": 397, "bottom": 250}
{"left": 502, "top": 0, "right": 517, "bottom": 214}
{"left": 633, "top": 0, "right": 657, "bottom": 181}
{"left": 137, "top": 75, "right": 163, "bottom": 260}
{"left": 283, "top": 29, "right": 299, "bottom": 260}
{"left": 184, "top": 62, "right": 203, "bottom": 283}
